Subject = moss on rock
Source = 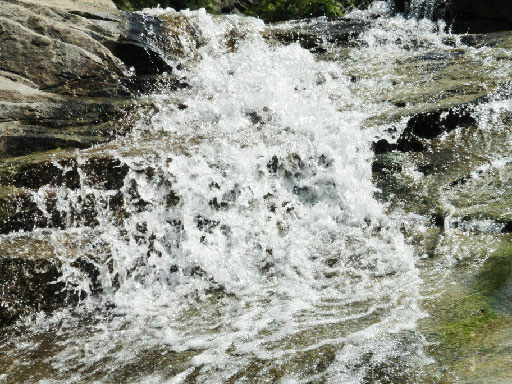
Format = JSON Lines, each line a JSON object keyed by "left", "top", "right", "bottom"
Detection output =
{"left": 421, "top": 240, "right": 512, "bottom": 382}
{"left": 473, "top": 241, "right": 512, "bottom": 311}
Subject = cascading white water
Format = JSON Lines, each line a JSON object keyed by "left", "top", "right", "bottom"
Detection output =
{"left": 3, "top": 1, "right": 511, "bottom": 383}
{"left": 104, "top": 9, "right": 425, "bottom": 382}
{"left": 408, "top": 0, "right": 443, "bottom": 19}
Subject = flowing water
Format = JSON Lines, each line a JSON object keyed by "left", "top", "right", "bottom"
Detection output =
{"left": 1, "top": 2, "right": 512, "bottom": 383}
{"left": 407, "top": 0, "right": 442, "bottom": 19}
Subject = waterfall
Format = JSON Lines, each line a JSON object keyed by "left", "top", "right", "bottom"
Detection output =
{"left": 2, "top": 2, "right": 511, "bottom": 383}
{"left": 406, "top": 0, "right": 446, "bottom": 20}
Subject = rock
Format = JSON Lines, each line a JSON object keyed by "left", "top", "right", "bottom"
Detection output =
{"left": 0, "top": 150, "right": 130, "bottom": 234}
{"left": 369, "top": 27, "right": 512, "bottom": 236}
{"left": 422, "top": 240, "right": 512, "bottom": 382}
{"left": 459, "top": 31, "right": 512, "bottom": 48}
{"left": 0, "top": 148, "right": 132, "bottom": 326}
{"left": 0, "top": 255, "right": 71, "bottom": 326}
{"left": 0, "top": 1, "right": 126, "bottom": 96}
{"left": 18, "top": 0, "right": 118, "bottom": 13}
{"left": 0, "top": 187, "right": 47, "bottom": 234}
{"left": 362, "top": 32, "right": 512, "bottom": 130}
{"left": 0, "top": 0, "right": 193, "bottom": 159}
{"left": 0, "top": 92, "right": 137, "bottom": 158}
{"left": 373, "top": 100, "right": 512, "bottom": 234}
{"left": 371, "top": 106, "right": 475, "bottom": 156}
{"left": 406, "top": 107, "right": 475, "bottom": 139}
{"left": 372, "top": 105, "right": 476, "bottom": 155}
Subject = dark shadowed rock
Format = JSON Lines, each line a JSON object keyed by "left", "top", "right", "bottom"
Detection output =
{"left": 0, "top": 232, "right": 107, "bottom": 327}
{"left": 0, "top": 151, "right": 130, "bottom": 235}
{"left": 406, "top": 106, "right": 475, "bottom": 139}
{"left": 0, "top": 189, "right": 47, "bottom": 234}
{"left": 446, "top": 0, "right": 512, "bottom": 33}
{"left": 372, "top": 105, "right": 477, "bottom": 156}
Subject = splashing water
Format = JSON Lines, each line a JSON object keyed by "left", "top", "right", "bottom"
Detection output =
{"left": 2, "top": 2, "right": 512, "bottom": 383}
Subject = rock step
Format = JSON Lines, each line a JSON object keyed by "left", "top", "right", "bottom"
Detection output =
{"left": 0, "top": 96, "right": 139, "bottom": 158}
{"left": 372, "top": 104, "right": 476, "bottom": 155}
{"left": 0, "top": 255, "right": 74, "bottom": 327}
{"left": 0, "top": 150, "right": 130, "bottom": 234}
{"left": 0, "top": 147, "right": 129, "bottom": 327}
{"left": 372, "top": 101, "right": 512, "bottom": 235}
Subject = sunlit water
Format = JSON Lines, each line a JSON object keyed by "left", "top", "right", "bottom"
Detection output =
{"left": 1, "top": 2, "right": 511, "bottom": 383}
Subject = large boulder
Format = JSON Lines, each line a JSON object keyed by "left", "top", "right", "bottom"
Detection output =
{"left": 0, "top": 0, "right": 186, "bottom": 159}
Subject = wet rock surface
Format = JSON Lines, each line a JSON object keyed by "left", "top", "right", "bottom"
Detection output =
{"left": 0, "top": 150, "right": 130, "bottom": 326}
{"left": 0, "top": 151, "right": 130, "bottom": 231}
{"left": 0, "top": 231, "right": 110, "bottom": 327}
{"left": 0, "top": 256, "right": 71, "bottom": 327}
{"left": 0, "top": 0, "right": 195, "bottom": 327}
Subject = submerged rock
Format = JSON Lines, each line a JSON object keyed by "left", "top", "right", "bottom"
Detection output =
{"left": 420, "top": 240, "right": 512, "bottom": 382}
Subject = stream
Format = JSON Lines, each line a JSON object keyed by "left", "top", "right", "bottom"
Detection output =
{"left": 1, "top": 1, "right": 512, "bottom": 383}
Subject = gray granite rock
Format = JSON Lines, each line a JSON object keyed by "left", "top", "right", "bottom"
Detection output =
{"left": 0, "top": 0, "right": 184, "bottom": 159}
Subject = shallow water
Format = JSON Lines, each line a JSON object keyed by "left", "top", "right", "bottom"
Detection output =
{"left": 1, "top": 2, "right": 512, "bottom": 383}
